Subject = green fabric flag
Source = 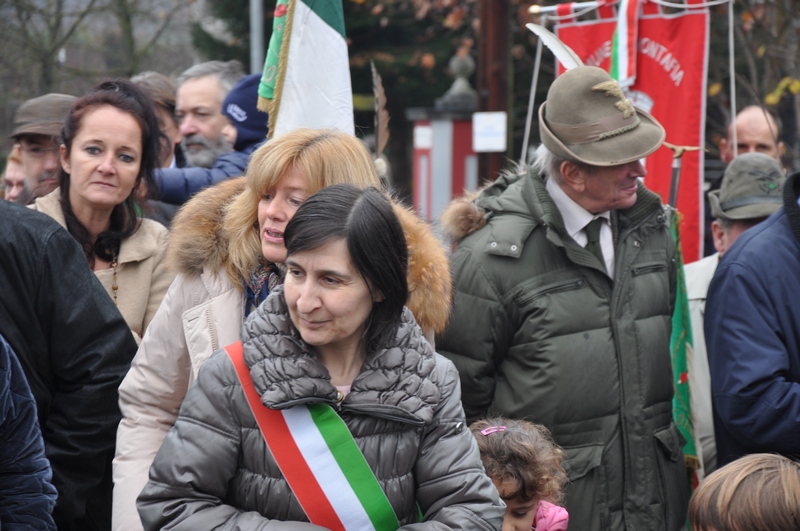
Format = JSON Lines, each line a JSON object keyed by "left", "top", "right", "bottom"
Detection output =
{"left": 259, "top": 0, "right": 290, "bottom": 103}
{"left": 670, "top": 212, "right": 698, "bottom": 527}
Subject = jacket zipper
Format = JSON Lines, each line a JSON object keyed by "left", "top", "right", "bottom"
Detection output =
{"left": 611, "top": 208, "right": 661, "bottom": 528}
{"left": 631, "top": 263, "right": 667, "bottom": 276}
{"left": 516, "top": 279, "right": 584, "bottom": 306}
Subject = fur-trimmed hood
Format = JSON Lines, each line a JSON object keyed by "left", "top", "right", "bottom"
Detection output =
{"left": 440, "top": 168, "right": 528, "bottom": 243}
{"left": 167, "top": 178, "right": 452, "bottom": 335}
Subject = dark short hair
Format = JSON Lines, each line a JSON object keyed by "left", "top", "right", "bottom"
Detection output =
{"left": 284, "top": 184, "right": 409, "bottom": 349}
{"left": 59, "top": 78, "right": 162, "bottom": 266}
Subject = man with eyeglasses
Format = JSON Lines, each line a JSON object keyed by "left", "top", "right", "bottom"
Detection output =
{"left": 8, "top": 93, "right": 76, "bottom": 204}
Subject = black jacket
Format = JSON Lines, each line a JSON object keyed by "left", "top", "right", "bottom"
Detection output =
{"left": 0, "top": 201, "right": 138, "bottom": 530}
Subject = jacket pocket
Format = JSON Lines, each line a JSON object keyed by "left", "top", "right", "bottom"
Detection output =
{"left": 631, "top": 261, "right": 668, "bottom": 276}
{"left": 562, "top": 444, "right": 608, "bottom": 531}
{"left": 515, "top": 279, "right": 585, "bottom": 306}
{"left": 653, "top": 423, "right": 689, "bottom": 530}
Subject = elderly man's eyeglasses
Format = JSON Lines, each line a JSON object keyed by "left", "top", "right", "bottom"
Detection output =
{"left": 20, "top": 146, "right": 59, "bottom": 159}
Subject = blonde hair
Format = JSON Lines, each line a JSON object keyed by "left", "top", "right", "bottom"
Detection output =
{"left": 689, "top": 453, "right": 800, "bottom": 531}
{"left": 470, "top": 417, "right": 568, "bottom": 505}
{"left": 224, "top": 128, "right": 380, "bottom": 286}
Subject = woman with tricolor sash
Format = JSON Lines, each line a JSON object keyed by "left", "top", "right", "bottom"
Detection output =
{"left": 137, "top": 184, "right": 505, "bottom": 530}
{"left": 115, "top": 129, "right": 457, "bottom": 531}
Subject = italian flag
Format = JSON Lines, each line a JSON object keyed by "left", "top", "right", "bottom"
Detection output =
{"left": 609, "top": 0, "right": 641, "bottom": 89}
{"left": 258, "top": 0, "right": 354, "bottom": 138}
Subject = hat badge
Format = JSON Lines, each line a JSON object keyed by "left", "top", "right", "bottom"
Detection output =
{"left": 592, "top": 80, "right": 636, "bottom": 119}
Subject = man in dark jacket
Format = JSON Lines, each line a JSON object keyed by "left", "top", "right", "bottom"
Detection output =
{"left": 437, "top": 66, "right": 686, "bottom": 530}
{"left": 0, "top": 334, "right": 57, "bottom": 530}
{"left": 705, "top": 171, "right": 800, "bottom": 466}
{"left": 153, "top": 73, "right": 268, "bottom": 205}
{"left": 0, "top": 201, "right": 138, "bottom": 530}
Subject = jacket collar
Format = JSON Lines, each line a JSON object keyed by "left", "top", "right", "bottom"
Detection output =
{"left": 472, "top": 168, "right": 665, "bottom": 259}
{"left": 242, "top": 287, "right": 441, "bottom": 425}
{"left": 32, "top": 188, "right": 159, "bottom": 264}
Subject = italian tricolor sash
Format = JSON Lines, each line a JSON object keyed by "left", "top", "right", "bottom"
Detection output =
{"left": 224, "top": 341, "right": 400, "bottom": 531}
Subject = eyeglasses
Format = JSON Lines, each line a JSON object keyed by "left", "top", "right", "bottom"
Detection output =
{"left": 20, "top": 146, "right": 59, "bottom": 159}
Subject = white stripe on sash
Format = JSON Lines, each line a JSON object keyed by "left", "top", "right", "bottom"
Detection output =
{"left": 281, "top": 407, "right": 376, "bottom": 530}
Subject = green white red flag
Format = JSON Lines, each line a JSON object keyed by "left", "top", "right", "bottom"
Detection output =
{"left": 258, "top": 0, "right": 354, "bottom": 138}
{"left": 610, "top": 0, "right": 641, "bottom": 89}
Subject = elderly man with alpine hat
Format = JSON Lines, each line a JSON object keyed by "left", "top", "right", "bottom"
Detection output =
{"left": 437, "top": 65, "right": 687, "bottom": 530}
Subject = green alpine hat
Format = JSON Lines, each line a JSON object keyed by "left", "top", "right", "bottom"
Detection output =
{"left": 539, "top": 66, "right": 665, "bottom": 166}
{"left": 709, "top": 152, "right": 785, "bottom": 220}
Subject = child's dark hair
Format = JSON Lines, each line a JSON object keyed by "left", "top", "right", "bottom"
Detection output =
{"left": 470, "top": 417, "right": 568, "bottom": 505}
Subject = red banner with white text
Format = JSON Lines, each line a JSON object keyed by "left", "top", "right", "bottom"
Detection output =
{"left": 556, "top": 5, "right": 709, "bottom": 263}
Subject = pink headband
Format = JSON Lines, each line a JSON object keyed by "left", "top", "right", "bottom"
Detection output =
{"left": 480, "top": 426, "right": 506, "bottom": 436}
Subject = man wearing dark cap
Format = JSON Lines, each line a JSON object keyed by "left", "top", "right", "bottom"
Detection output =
{"left": 9, "top": 93, "right": 76, "bottom": 203}
{"left": 437, "top": 66, "right": 686, "bottom": 530}
{"left": 685, "top": 152, "right": 785, "bottom": 479}
{"left": 705, "top": 155, "right": 800, "bottom": 466}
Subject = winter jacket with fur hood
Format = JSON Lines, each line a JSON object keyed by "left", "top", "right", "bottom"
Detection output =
{"left": 114, "top": 177, "right": 453, "bottom": 531}
{"left": 137, "top": 289, "right": 503, "bottom": 530}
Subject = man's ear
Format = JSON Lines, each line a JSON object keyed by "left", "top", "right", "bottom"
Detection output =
{"left": 560, "top": 160, "right": 587, "bottom": 193}
{"left": 711, "top": 220, "right": 726, "bottom": 254}
{"left": 719, "top": 138, "right": 732, "bottom": 163}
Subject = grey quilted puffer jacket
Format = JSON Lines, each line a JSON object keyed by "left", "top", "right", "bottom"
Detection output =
{"left": 137, "top": 288, "right": 504, "bottom": 530}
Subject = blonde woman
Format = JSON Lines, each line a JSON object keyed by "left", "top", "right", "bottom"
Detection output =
{"left": 113, "top": 129, "right": 452, "bottom": 531}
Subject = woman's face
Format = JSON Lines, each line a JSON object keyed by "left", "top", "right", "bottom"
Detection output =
{"left": 257, "top": 166, "right": 310, "bottom": 264}
{"left": 284, "top": 238, "right": 375, "bottom": 357}
{"left": 62, "top": 105, "right": 142, "bottom": 215}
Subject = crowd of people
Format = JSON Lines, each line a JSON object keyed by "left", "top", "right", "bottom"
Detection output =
{"left": 1, "top": 57, "right": 799, "bottom": 531}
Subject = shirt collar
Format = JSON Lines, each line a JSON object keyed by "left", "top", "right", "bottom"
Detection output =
{"left": 545, "top": 176, "right": 610, "bottom": 240}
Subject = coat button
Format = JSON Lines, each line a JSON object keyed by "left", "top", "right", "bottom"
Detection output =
{"left": 455, "top": 421, "right": 464, "bottom": 432}
{"left": 634, "top": 240, "right": 641, "bottom": 247}
{"left": 657, "top": 215, "right": 665, "bottom": 223}
{"left": 510, "top": 245, "right": 518, "bottom": 251}
{"left": 490, "top": 242, "right": 497, "bottom": 248}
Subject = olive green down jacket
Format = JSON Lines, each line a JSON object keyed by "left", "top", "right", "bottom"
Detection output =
{"left": 437, "top": 169, "right": 688, "bottom": 530}
{"left": 137, "top": 288, "right": 505, "bottom": 530}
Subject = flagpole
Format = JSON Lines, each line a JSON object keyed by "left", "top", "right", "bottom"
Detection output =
{"left": 520, "top": 15, "right": 547, "bottom": 165}
{"left": 250, "top": 0, "right": 264, "bottom": 74}
{"left": 529, "top": 2, "right": 605, "bottom": 15}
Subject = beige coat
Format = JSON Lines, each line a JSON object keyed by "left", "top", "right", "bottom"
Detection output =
{"left": 113, "top": 178, "right": 453, "bottom": 531}
{"left": 31, "top": 189, "right": 173, "bottom": 343}
{"left": 685, "top": 253, "right": 720, "bottom": 479}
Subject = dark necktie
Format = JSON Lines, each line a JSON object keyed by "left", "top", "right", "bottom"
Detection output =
{"left": 584, "top": 218, "right": 607, "bottom": 272}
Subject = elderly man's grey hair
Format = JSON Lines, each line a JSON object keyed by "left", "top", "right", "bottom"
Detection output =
{"left": 532, "top": 144, "right": 596, "bottom": 184}
{"left": 532, "top": 144, "right": 568, "bottom": 184}
{"left": 176, "top": 60, "right": 245, "bottom": 100}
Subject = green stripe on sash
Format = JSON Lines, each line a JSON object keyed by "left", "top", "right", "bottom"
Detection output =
{"left": 307, "top": 403, "right": 400, "bottom": 530}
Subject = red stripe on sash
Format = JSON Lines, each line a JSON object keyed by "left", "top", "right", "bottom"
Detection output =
{"left": 224, "top": 341, "right": 346, "bottom": 531}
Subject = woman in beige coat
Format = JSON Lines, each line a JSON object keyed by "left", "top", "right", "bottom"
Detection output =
{"left": 113, "top": 129, "right": 453, "bottom": 531}
{"left": 30, "top": 79, "right": 173, "bottom": 343}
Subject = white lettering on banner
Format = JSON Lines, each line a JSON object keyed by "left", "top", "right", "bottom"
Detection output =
{"left": 586, "top": 41, "right": 612, "bottom": 67}
{"left": 639, "top": 37, "right": 685, "bottom": 87}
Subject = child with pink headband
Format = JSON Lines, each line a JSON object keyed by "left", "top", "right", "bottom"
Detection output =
{"left": 471, "top": 418, "right": 569, "bottom": 531}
